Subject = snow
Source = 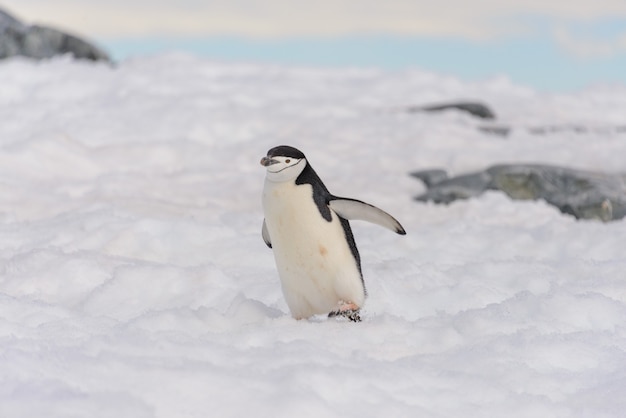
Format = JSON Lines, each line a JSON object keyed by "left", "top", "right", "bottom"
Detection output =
{"left": 1, "top": 52, "right": 626, "bottom": 417}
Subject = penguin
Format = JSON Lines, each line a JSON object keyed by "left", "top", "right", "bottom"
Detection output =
{"left": 260, "top": 145, "right": 406, "bottom": 322}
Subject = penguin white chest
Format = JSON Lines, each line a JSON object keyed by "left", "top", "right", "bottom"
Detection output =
{"left": 262, "top": 180, "right": 364, "bottom": 319}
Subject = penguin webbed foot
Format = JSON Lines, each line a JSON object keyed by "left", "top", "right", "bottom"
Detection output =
{"left": 328, "top": 308, "right": 362, "bottom": 322}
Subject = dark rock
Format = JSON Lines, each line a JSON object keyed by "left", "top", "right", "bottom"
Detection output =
{"left": 527, "top": 125, "right": 589, "bottom": 135}
{"left": 409, "top": 169, "right": 448, "bottom": 188}
{"left": 415, "top": 171, "right": 492, "bottom": 204}
{"left": 477, "top": 124, "right": 626, "bottom": 138}
{"left": 409, "top": 101, "right": 496, "bottom": 119}
{"left": 477, "top": 125, "right": 512, "bottom": 137}
{"left": 0, "top": 8, "right": 110, "bottom": 62}
{"left": 412, "top": 164, "right": 626, "bottom": 222}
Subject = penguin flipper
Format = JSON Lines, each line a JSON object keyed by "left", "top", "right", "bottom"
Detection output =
{"left": 262, "top": 219, "right": 272, "bottom": 248}
{"left": 329, "top": 198, "right": 406, "bottom": 235}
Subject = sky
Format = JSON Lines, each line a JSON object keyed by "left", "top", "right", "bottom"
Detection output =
{"left": 4, "top": 0, "right": 626, "bottom": 92}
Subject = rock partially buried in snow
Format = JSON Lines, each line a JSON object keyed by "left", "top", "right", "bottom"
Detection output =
{"left": 404, "top": 102, "right": 626, "bottom": 138}
{"left": 0, "top": 7, "right": 110, "bottom": 62}
{"left": 412, "top": 164, "right": 626, "bottom": 222}
{"left": 410, "top": 169, "right": 449, "bottom": 188}
{"left": 407, "top": 101, "right": 496, "bottom": 119}
{"left": 478, "top": 124, "right": 626, "bottom": 138}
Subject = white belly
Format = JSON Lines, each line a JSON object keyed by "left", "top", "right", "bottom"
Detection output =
{"left": 263, "top": 180, "right": 365, "bottom": 319}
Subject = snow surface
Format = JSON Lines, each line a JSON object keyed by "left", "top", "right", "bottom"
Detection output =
{"left": 1, "top": 53, "right": 626, "bottom": 417}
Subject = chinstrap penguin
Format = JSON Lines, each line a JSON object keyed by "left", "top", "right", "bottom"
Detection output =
{"left": 260, "top": 145, "right": 406, "bottom": 322}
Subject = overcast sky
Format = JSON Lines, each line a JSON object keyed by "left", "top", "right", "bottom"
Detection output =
{"left": 5, "top": 0, "right": 626, "bottom": 91}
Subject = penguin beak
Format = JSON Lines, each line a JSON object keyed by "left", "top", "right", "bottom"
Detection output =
{"left": 260, "top": 156, "right": 279, "bottom": 167}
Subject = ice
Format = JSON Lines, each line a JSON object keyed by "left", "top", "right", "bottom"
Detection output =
{"left": 1, "top": 53, "right": 626, "bottom": 417}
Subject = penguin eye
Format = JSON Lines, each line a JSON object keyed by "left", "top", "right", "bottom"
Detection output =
{"left": 285, "top": 159, "right": 291, "bottom": 164}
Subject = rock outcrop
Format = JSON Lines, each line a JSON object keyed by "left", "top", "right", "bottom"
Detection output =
{"left": 405, "top": 101, "right": 626, "bottom": 138}
{"left": 407, "top": 101, "right": 496, "bottom": 119}
{"left": 0, "top": 8, "right": 110, "bottom": 62}
{"left": 412, "top": 164, "right": 626, "bottom": 222}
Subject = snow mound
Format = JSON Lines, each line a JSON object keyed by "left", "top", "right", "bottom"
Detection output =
{"left": 1, "top": 54, "right": 625, "bottom": 417}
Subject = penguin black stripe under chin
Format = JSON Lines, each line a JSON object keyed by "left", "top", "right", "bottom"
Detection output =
{"left": 260, "top": 145, "right": 406, "bottom": 322}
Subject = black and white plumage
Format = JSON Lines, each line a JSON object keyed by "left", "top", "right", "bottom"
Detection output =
{"left": 261, "top": 145, "right": 406, "bottom": 321}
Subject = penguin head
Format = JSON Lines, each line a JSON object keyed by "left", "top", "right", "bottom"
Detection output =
{"left": 261, "top": 145, "right": 307, "bottom": 182}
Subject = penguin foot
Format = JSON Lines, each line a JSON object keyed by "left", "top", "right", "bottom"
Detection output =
{"left": 328, "top": 309, "right": 361, "bottom": 322}
{"left": 328, "top": 303, "right": 362, "bottom": 322}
